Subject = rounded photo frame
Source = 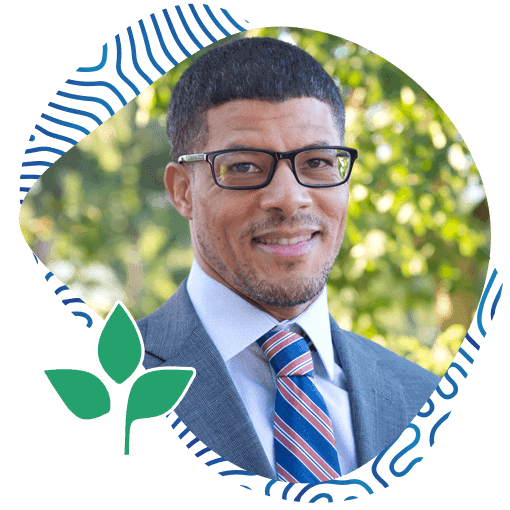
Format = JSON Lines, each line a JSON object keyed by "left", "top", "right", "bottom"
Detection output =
{"left": 12, "top": 2, "right": 507, "bottom": 507}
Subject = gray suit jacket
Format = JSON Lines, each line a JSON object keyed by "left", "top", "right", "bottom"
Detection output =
{"left": 137, "top": 280, "right": 440, "bottom": 479}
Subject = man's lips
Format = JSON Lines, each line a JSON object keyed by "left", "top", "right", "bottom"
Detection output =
{"left": 253, "top": 231, "right": 317, "bottom": 246}
{"left": 253, "top": 231, "right": 319, "bottom": 257}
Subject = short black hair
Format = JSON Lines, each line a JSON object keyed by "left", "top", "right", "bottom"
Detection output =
{"left": 167, "top": 36, "right": 345, "bottom": 161}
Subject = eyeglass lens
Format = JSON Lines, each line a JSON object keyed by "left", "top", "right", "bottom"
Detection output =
{"left": 213, "top": 148, "right": 351, "bottom": 188}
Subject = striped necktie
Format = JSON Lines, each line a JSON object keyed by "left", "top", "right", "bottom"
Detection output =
{"left": 257, "top": 330, "right": 341, "bottom": 483}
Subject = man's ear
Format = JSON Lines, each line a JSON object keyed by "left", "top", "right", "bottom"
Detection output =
{"left": 164, "top": 162, "right": 193, "bottom": 220}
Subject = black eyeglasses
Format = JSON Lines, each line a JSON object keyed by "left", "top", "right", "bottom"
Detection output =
{"left": 177, "top": 146, "right": 358, "bottom": 190}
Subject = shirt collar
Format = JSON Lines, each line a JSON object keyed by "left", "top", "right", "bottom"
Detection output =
{"left": 186, "top": 260, "right": 336, "bottom": 380}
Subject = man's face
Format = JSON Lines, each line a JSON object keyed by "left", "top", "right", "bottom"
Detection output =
{"left": 168, "top": 97, "right": 350, "bottom": 319}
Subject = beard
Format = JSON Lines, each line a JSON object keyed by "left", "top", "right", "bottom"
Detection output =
{"left": 228, "top": 258, "right": 333, "bottom": 307}
{"left": 195, "top": 211, "right": 339, "bottom": 308}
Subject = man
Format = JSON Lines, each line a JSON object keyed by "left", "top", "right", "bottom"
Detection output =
{"left": 137, "top": 36, "right": 439, "bottom": 482}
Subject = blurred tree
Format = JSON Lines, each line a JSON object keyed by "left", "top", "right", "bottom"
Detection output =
{"left": 20, "top": 28, "right": 489, "bottom": 376}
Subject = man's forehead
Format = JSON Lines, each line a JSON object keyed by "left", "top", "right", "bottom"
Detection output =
{"left": 202, "top": 98, "right": 342, "bottom": 147}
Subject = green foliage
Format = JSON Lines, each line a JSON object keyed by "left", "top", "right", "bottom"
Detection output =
{"left": 22, "top": 28, "right": 490, "bottom": 377}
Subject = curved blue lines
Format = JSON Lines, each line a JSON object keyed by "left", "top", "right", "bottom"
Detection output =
{"left": 282, "top": 483, "right": 294, "bottom": 500}
{"left": 345, "top": 496, "right": 358, "bottom": 501}
{"left": 437, "top": 363, "right": 467, "bottom": 400}
{"left": 45, "top": 272, "right": 54, "bottom": 281}
{"left": 220, "top": 8, "right": 247, "bottom": 32}
{"left": 57, "top": 91, "right": 115, "bottom": 117}
{"left": 41, "top": 113, "right": 90, "bottom": 136}
{"left": 71, "top": 311, "right": 93, "bottom": 328}
{"left": 205, "top": 457, "right": 226, "bottom": 466}
{"left": 309, "top": 494, "right": 333, "bottom": 503}
{"left": 372, "top": 436, "right": 399, "bottom": 488}
{"left": 66, "top": 79, "right": 127, "bottom": 107}
{"left": 20, "top": 187, "right": 31, "bottom": 193}
{"left": 22, "top": 161, "right": 52, "bottom": 167}
{"left": 138, "top": 19, "right": 166, "bottom": 75}
{"left": 491, "top": 283, "right": 503, "bottom": 320}
{"left": 171, "top": 416, "right": 181, "bottom": 428}
{"left": 388, "top": 424, "right": 423, "bottom": 477}
{"left": 465, "top": 332, "right": 480, "bottom": 350}
{"left": 264, "top": 480, "right": 277, "bottom": 496}
{"left": 458, "top": 347, "right": 474, "bottom": 364}
{"left": 189, "top": 4, "right": 217, "bottom": 43}
{"left": 195, "top": 446, "right": 211, "bottom": 457}
{"left": 203, "top": 4, "right": 231, "bottom": 37}
{"left": 186, "top": 437, "right": 199, "bottom": 448}
{"left": 417, "top": 398, "right": 434, "bottom": 418}
{"left": 178, "top": 427, "right": 189, "bottom": 439}
{"left": 328, "top": 478, "right": 374, "bottom": 494}
{"left": 21, "top": 174, "right": 41, "bottom": 179}
{"left": 429, "top": 411, "right": 451, "bottom": 447}
{"left": 127, "top": 27, "right": 153, "bottom": 86}
{"left": 49, "top": 102, "right": 103, "bottom": 127}
{"left": 176, "top": 5, "right": 203, "bottom": 50}
{"left": 150, "top": 14, "right": 178, "bottom": 66}
{"left": 33, "top": 253, "right": 38, "bottom": 264}
{"left": 55, "top": 285, "right": 69, "bottom": 295}
{"left": 218, "top": 470, "right": 256, "bottom": 476}
{"left": 35, "top": 124, "right": 78, "bottom": 146}
{"left": 240, "top": 485, "right": 252, "bottom": 490}
{"left": 25, "top": 147, "right": 65, "bottom": 156}
{"left": 477, "top": 268, "right": 497, "bottom": 337}
{"left": 163, "top": 8, "right": 191, "bottom": 57}
{"left": 29, "top": 134, "right": 35, "bottom": 142}
{"left": 294, "top": 483, "right": 321, "bottom": 501}
{"left": 115, "top": 35, "right": 140, "bottom": 95}
{"left": 447, "top": 362, "right": 468, "bottom": 379}
{"left": 62, "top": 298, "right": 85, "bottom": 306}
{"left": 77, "top": 44, "right": 108, "bottom": 72}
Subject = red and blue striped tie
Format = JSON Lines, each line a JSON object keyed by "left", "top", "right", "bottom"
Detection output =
{"left": 257, "top": 330, "right": 341, "bottom": 483}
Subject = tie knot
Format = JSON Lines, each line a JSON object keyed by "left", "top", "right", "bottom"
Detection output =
{"left": 257, "top": 330, "right": 313, "bottom": 377}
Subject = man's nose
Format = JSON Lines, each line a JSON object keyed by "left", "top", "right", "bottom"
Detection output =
{"left": 258, "top": 159, "right": 313, "bottom": 216}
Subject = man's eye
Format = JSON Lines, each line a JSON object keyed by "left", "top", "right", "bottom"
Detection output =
{"left": 230, "top": 162, "right": 259, "bottom": 173}
{"left": 303, "top": 158, "right": 332, "bottom": 169}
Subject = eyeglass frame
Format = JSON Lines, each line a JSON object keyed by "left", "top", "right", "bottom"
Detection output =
{"left": 177, "top": 146, "right": 358, "bottom": 190}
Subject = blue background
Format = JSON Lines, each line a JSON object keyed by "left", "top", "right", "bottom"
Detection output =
{"left": 4, "top": 0, "right": 510, "bottom": 509}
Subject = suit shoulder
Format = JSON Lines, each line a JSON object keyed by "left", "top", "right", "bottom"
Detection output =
{"left": 340, "top": 328, "right": 440, "bottom": 387}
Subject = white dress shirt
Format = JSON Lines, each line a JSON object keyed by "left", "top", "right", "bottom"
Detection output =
{"left": 187, "top": 260, "right": 357, "bottom": 475}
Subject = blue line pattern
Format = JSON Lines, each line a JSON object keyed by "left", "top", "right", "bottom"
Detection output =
{"left": 48, "top": 102, "right": 103, "bottom": 127}
{"left": 25, "top": 147, "right": 65, "bottom": 156}
{"left": 176, "top": 5, "right": 204, "bottom": 50}
{"left": 189, "top": 4, "right": 217, "bottom": 43}
{"left": 139, "top": 19, "right": 166, "bottom": 75}
{"left": 204, "top": 5, "right": 231, "bottom": 36}
{"left": 56, "top": 90, "right": 115, "bottom": 117}
{"left": 77, "top": 44, "right": 108, "bottom": 72}
{"left": 41, "top": 113, "right": 91, "bottom": 135}
{"left": 150, "top": 13, "right": 179, "bottom": 67}
{"left": 163, "top": 8, "right": 192, "bottom": 58}
{"left": 127, "top": 27, "right": 153, "bottom": 86}
{"left": 115, "top": 34, "right": 140, "bottom": 96}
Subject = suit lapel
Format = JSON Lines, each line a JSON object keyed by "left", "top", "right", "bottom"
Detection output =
{"left": 144, "top": 281, "right": 276, "bottom": 479}
{"left": 329, "top": 316, "right": 408, "bottom": 466}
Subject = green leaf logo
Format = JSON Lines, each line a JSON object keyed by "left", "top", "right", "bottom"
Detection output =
{"left": 124, "top": 368, "right": 195, "bottom": 454}
{"left": 44, "top": 301, "right": 196, "bottom": 454}
{"left": 45, "top": 369, "right": 110, "bottom": 419}
{"left": 98, "top": 302, "right": 142, "bottom": 384}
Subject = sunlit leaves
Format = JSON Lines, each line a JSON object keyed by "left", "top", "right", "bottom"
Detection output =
{"left": 21, "top": 27, "right": 490, "bottom": 376}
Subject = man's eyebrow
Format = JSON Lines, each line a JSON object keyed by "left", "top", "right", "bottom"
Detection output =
{"left": 224, "top": 141, "right": 334, "bottom": 151}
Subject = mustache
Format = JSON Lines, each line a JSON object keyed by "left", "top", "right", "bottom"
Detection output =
{"left": 241, "top": 212, "right": 330, "bottom": 239}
